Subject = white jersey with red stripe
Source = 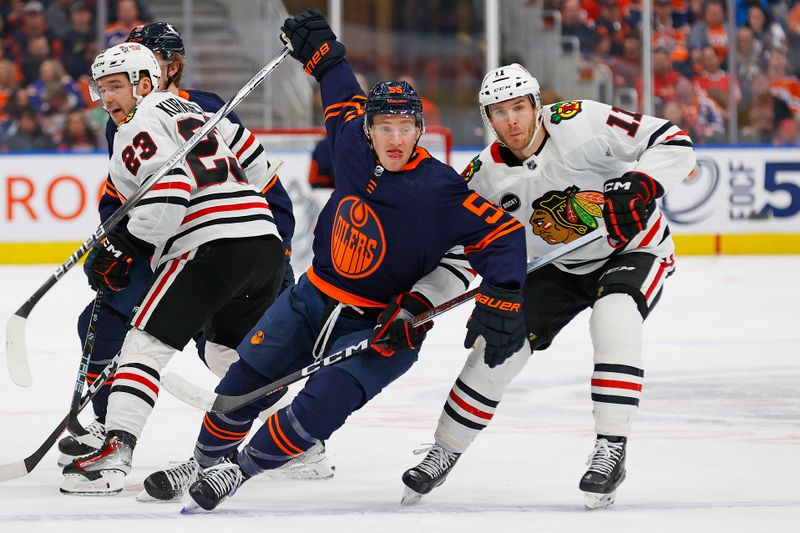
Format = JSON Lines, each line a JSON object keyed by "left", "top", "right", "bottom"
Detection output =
{"left": 463, "top": 99, "right": 696, "bottom": 275}
{"left": 108, "top": 90, "right": 279, "bottom": 267}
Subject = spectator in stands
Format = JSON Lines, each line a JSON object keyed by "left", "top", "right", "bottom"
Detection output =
{"left": 744, "top": 2, "right": 786, "bottom": 52}
{"left": 58, "top": 109, "right": 98, "bottom": 152}
{"left": 765, "top": 47, "right": 800, "bottom": 115}
{"left": 20, "top": 34, "right": 50, "bottom": 85}
{"left": 688, "top": 0, "right": 728, "bottom": 62}
{"left": 772, "top": 116, "right": 799, "bottom": 145}
{"left": 62, "top": 1, "right": 96, "bottom": 80}
{"left": 662, "top": 100, "right": 689, "bottom": 132}
{"left": 786, "top": 3, "right": 800, "bottom": 76}
{"left": 652, "top": 0, "right": 690, "bottom": 75}
{"left": 0, "top": 59, "right": 18, "bottom": 125}
{"left": 103, "top": 0, "right": 143, "bottom": 48}
{"left": 28, "top": 58, "right": 85, "bottom": 115}
{"left": 595, "top": 0, "right": 631, "bottom": 56}
{"left": 46, "top": 0, "right": 73, "bottom": 40}
{"left": 561, "top": 0, "right": 598, "bottom": 58}
{"left": 1, "top": 108, "right": 55, "bottom": 151}
{"left": 741, "top": 92, "right": 778, "bottom": 143}
{"left": 10, "top": 1, "right": 62, "bottom": 64}
{"left": 694, "top": 45, "right": 739, "bottom": 113}
{"left": 675, "top": 76, "right": 725, "bottom": 143}
{"left": 636, "top": 47, "right": 688, "bottom": 113}
{"left": 606, "top": 31, "right": 642, "bottom": 91}
{"left": 736, "top": 26, "right": 766, "bottom": 106}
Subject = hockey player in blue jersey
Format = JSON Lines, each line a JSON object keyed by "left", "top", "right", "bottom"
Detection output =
{"left": 176, "top": 8, "right": 528, "bottom": 512}
{"left": 56, "top": 23, "right": 314, "bottom": 487}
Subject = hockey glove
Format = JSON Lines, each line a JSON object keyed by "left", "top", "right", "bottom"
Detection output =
{"left": 602, "top": 171, "right": 664, "bottom": 243}
{"left": 281, "top": 8, "right": 346, "bottom": 81}
{"left": 84, "top": 224, "right": 155, "bottom": 293}
{"left": 464, "top": 284, "right": 526, "bottom": 368}
{"left": 371, "top": 292, "right": 434, "bottom": 357}
{"left": 279, "top": 240, "right": 295, "bottom": 295}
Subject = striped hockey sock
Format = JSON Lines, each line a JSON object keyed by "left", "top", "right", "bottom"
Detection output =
{"left": 237, "top": 406, "right": 316, "bottom": 477}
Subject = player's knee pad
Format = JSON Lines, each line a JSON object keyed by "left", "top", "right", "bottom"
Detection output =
{"left": 204, "top": 341, "right": 240, "bottom": 379}
{"left": 119, "top": 328, "right": 175, "bottom": 371}
{"left": 460, "top": 336, "right": 531, "bottom": 397}
{"left": 288, "top": 366, "right": 366, "bottom": 441}
{"left": 590, "top": 293, "right": 642, "bottom": 366}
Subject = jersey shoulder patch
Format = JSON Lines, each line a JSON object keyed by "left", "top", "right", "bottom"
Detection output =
{"left": 549, "top": 100, "right": 583, "bottom": 124}
{"left": 461, "top": 154, "right": 482, "bottom": 182}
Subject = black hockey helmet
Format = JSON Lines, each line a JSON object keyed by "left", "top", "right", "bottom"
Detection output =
{"left": 127, "top": 22, "right": 185, "bottom": 60}
{"left": 364, "top": 81, "right": 424, "bottom": 132}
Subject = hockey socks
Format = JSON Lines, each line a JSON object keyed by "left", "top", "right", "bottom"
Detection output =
{"left": 237, "top": 406, "right": 317, "bottom": 477}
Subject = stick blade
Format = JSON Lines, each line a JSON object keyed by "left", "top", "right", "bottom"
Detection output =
{"left": 0, "top": 460, "right": 29, "bottom": 482}
{"left": 6, "top": 314, "right": 32, "bottom": 387}
{"left": 161, "top": 372, "right": 215, "bottom": 411}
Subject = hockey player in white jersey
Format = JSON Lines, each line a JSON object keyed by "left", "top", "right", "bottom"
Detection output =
{"left": 60, "top": 42, "right": 286, "bottom": 495}
{"left": 401, "top": 63, "right": 695, "bottom": 510}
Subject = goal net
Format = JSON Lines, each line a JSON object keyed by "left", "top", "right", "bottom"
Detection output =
{"left": 254, "top": 126, "right": 453, "bottom": 272}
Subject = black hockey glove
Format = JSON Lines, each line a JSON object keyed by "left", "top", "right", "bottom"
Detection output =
{"left": 371, "top": 292, "right": 434, "bottom": 357}
{"left": 464, "top": 284, "right": 526, "bottom": 368}
{"left": 602, "top": 171, "right": 664, "bottom": 243}
{"left": 281, "top": 8, "right": 346, "bottom": 81}
{"left": 84, "top": 224, "right": 155, "bottom": 293}
{"left": 279, "top": 240, "right": 295, "bottom": 295}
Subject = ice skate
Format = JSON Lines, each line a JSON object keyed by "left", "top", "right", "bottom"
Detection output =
{"left": 57, "top": 419, "right": 106, "bottom": 467}
{"left": 579, "top": 436, "right": 626, "bottom": 510}
{"left": 263, "top": 441, "right": 335, "bottom": 480}
{"left": 137, "top": 458, "right": 200, "bottom": 502}
{"left": 183, "top": 460, "right": 244, "bottom": 513}
{"left": 400, "top": 443, "right": 461, "bottom": 506}
{"left": 60, "top": 430, "right": 136, "bottom": 495}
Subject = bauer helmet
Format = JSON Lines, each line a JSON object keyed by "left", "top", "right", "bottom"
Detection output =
{"left": 126, "top": 22, "right": 185, "bottom": 60}
{"left": 479, "top": 63, "right": 542, "bottom": 148}
{"left": 364, "top": 80, "right": 425, "bottom": 136}
{"left": 90, "top": 42, "right": 161, "bottom": 103}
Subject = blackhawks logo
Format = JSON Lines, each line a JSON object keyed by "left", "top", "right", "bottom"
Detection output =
{"left": 529, "top": 186, "right": 604, "bottom": 245}
{"left": 461, "top": 155, "right": 482, "bottom": 182}
{"left": 550, "top": 101, "right": 583, "bottom": 124}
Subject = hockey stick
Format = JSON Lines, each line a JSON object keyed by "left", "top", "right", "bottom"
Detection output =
{"left": 162, "top": 228, "right": 607, "bottom": 414}
{"left": 0, "top": 353, "right": 119, "bottom": 481}
{"left": 65, "top": 289, "right": 103, "bottom": 445}
{"left": 5, "top": 45, "right": 292, "bottom": 387}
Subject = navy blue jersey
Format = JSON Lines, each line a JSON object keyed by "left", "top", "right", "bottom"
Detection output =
{"left": 309, "top": 137, "right": 334, "bottom": 188}
{"left": 308, "top": 60, "right": 526, "bottom": 307}
{"left": 100, "top": 88, "right": 294, "bottom": 242}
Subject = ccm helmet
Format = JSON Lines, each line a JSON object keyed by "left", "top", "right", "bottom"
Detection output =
{"left": 90, "top": 42, "right": 161, "bottom": 103}
{"left": 479, "top": 63, "right": 542, "bottom": 148}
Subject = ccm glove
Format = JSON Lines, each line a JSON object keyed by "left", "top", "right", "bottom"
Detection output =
{"left": 464, "top": 284, "right": 525, "bottom": 368}
{"left": 84, "top": 224, "right": 155, "bottom": 292}
{"left": 371, "top": 292, "right": 433, "bottom": 357}
{"left": 602, "top": 171, "right": 664, "bottom": 242}
{"left": 281, "top": 8, "right": 346, "bottom": 81}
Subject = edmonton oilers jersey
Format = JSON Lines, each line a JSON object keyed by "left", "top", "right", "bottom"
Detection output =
{"left": 308, "top": 61, "right": 526, "bottom": 308}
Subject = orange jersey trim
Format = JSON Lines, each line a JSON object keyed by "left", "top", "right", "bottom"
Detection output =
{"left": 177, "top": 89, "right": 190, "bottom": 99}
{"left": 401, "top": 147, "right": 430, "bottom": 171}
{"left": 464, "top": 218, "right": 524, "bottom": 255}
{"left": 261, "top": 173, "right": 279, "bottom": 194}
{"left": 307, "top": 266, "right": 385, "bottom": 308}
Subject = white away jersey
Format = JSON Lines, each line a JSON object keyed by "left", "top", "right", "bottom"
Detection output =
{"left": 463, "top": 99, "right": 696, "bottom": 275}
{"left": 108, "top": 91, "right": 279, "bottom": 266}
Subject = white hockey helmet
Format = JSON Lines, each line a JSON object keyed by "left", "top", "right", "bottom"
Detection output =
{"left": 90, "top": 42, "right": 161, "bottom": 103}
{"left": 479, "top": 63, "right": 542, "bottom": 148}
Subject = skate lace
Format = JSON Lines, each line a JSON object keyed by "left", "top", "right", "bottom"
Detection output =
{"left": 585, "top": 439, "right": 624, "bottom": 477}
{"left": 203, "top": 462, "right": 244, "bottom": 499}
{"left": 86, "top": 420, "right": 106, "bottom": 440}
{"left": 412, "top": 444, "right": 458, "bottom": 479}
{"left": 165, "top": 459, "right": 199, "bottom": 490}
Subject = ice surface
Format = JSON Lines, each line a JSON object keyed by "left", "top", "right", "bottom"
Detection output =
{"left": 1, "top": 257, "right": 798, "bottom": 532}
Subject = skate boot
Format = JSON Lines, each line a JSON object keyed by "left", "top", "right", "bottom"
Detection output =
{"left": 136, "top": 458, "right": 200, "bottom": 502}
{"left": 579, "top": 435, "right": 627, "bottom": 510}
{"left": 184, "top": 459, "right": 245, "bottom": 513}
{"left": 60, "top": 430, "right": 136, "bottom": 495}
{"left": 264, "top": 441, "right": 335, "bottom": 480}
{"left": 57, "top": 419, "right": 106, "bottom": 467}
{"left": 400, "top": 443, "right": 461, "bottom": 506}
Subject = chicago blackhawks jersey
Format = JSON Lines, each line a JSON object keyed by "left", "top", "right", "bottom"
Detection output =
{"left": 108, "top": 90, "right": 280, "bottom": 267}
{"left": 463, "top": 99, "right": 696, "bottom": 275}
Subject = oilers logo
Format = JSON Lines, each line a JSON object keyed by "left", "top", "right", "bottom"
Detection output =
{"left": 331, "top": 196, "right": 386, "bottom": 278}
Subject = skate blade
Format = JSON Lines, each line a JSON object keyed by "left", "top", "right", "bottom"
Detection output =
{"left": 583, "top": 489, "right": 617, "bottom": 510}
{"left": 264, "top": 461, "right": 335, "bottom": 480}
{"left": 400, "top": 486, "right": 424, "bottom": 506}
{"left": 136, "top": 489, "right": 182, "bottom": 503}
{"left": 180, "top": 498, "right": 209, "bottom": 514}
{"left": 60, "top": 471, "right": 125, "bottom": 496}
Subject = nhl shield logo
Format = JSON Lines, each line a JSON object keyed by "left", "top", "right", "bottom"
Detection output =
{"left": 331, "top": 196, "right": 386, "bottom": 278}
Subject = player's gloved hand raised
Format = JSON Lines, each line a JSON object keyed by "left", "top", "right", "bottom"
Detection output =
{"left": 602, "top": 171, "right": 664, "bottom": 242}
{"left": 84, "top": 224, "right": 155, "bottom": 293}
{"left": 464, "top": 284, "right": 526, "bottom": 368}
{"left": 371, "top": 292, "right": 433, "bottom": 357}
{"left": 279, "top": 240, "right": 295, "bottom": 295}
{"left": 281, "top": 8, "right": 345, "bottom": 81}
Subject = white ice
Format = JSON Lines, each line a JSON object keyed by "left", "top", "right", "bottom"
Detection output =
{"left": 1, "top": 257, "right": 798, "bottom": 532}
